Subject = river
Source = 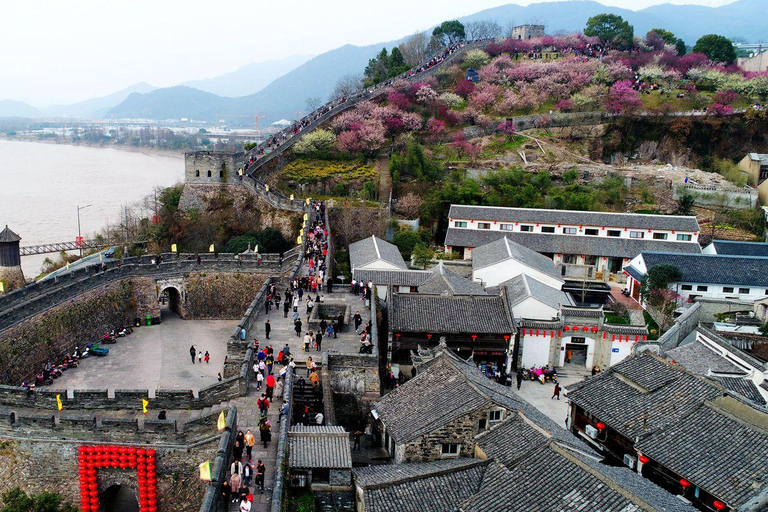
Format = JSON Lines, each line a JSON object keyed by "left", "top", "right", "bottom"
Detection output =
{"left": 0, "top": 140, "right": 183, "bottom": 278}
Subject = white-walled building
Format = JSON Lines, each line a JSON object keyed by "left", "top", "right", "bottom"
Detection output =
{"left": 625, "top": 251, "right": 768, "bottom": 304}
{"left": 491, "top": 274, "right": 571, "bottom": 321}
{"left": 349, "top": 235, "right": 407, "bottom": 272}
{"left": 445, "top": 205, "right": 701, "bottom": 280}
{"left": 472, "top": 236, "right": 564, "bottom": 289}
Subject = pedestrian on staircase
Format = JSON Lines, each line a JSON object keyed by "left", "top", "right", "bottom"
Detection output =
{"left": 257, "top": 394, "right": 270, "bottom": 417}
{"left": 265, "top": 320, "right": 271, "bottom": 339}
{"left": 283, "top": 300, "right": 290, "bottom": 318}
{"left": 315, "top": 331, "right": 323, "bottom": 352}
{"left": 244, "top": 430, "right": 255, "bottom": 461}
{"left": 255, "top": 460, "right": 266, "bottom": 494}
{"left": 259, "top": 417, "right": 272, "bottom": 448}
{"left": 294, "top": 319, "right": 302, "bottom": 337}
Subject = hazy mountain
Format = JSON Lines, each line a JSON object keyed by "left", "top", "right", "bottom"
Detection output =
{"left": 106, "top": 0, "right": 767, "bottom": 126}
{"left": 0, "top": 100, "right": 42, "bottom": 118}
{"left": 106, "top": 86, "right": 234, "bottom": 121}
{"left": 43, "top": 82, "right": 157, "bottom": 119}
{"left": 181, "top": 54, "right": 315, "bottom": 97}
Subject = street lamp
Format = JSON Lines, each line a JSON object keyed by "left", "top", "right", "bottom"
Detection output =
{"left": 77, "top": 204, "right": 92, "bottom": 258}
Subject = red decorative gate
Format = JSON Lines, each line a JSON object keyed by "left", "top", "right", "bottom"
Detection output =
{"left": 78, "top": 445, "right": 158, "bottom": 512}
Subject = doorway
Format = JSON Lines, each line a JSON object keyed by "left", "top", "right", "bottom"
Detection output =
{"left": 101, "top": 484, "right": 139, "bottom": 512}
{"left": 566, "top": 339, "right": 588, "bottom": 366}
{"left": 161, "top": 287, "right": 182, "bottom": 318}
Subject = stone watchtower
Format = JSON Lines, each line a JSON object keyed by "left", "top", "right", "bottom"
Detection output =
{"left": 0, "top": 225, "right": 24, "bottom": 292}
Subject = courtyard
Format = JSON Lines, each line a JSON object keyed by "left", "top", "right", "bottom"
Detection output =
{"left": 54, "top": 308, "right": 235, "bottom": 392}
{"left": 511, "top": 364, "right": 591, "bottom": 427}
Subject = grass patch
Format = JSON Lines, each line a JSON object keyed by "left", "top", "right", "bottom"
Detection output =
{"left": 644, "top": 311, "right": 660, "bottom": 339}
{"left": 604, "top": 312, "right": 631, "bottom": 325}
{"left": 281, "top": 158, "right": 376, "bottom": 184}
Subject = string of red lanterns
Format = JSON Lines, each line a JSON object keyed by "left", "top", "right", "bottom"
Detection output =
{"left": 78, "top": 445, "right": 158, "bottom": 512}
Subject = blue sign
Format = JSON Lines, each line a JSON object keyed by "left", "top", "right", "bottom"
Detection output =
{"left": 611, "top": 348, "right": 620, "bottom": 353}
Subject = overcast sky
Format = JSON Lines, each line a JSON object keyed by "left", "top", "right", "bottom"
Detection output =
{"left": 0, "top": 0, "right": 735, "bottom": 107}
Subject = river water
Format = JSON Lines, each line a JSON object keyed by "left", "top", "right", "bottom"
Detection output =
{"left": 0, "top": 140, "right": 183, "bottom": 278}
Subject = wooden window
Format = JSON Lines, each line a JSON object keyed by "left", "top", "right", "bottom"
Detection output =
{"left": 441, "top": 444, "right": 460, "bottom": 457}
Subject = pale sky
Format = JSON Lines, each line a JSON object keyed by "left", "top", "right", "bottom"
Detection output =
{"left": 0, "top": 0, "right": 735, "bottom": 107}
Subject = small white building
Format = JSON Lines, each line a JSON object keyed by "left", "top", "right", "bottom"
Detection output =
{"left": 492, "top": 273, "right": 571, "bottom": 321}
{"left": 472, "top": 236, "right": 564, "bottom": 289}
{"left": 625, "top": 251, "right": 768, "bottom": 304}
{"left": 349, "top": 235, "right": 408, "bottom": 272}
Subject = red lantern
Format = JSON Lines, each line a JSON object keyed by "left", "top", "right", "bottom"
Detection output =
{"left": 679, "top": 479, "right": 691, "bottom": 490}
{"left": 612, "top": 334, "right": 616, "bottom": 341}
{"left": 535, "top": 330, "right": 539, "bottom": 336}
{"left": 591, "top": 327, "right": 598, "bottom": 333}
{"left": 426, "top": 334, "right": 432, "bottom": 339}
{"left": 635, "top": 335, "right": 639, "bottom": 342}
{"left": 582, "top": 326, "right": 588, "bottom": 332}
{"left": 638, "top": 455, "right": 650, "bottom": 464}
{"left": 596, "top": 422, "right": 606, "bottom": 430}
{"left": 146, "top": 449, "right": 156, "bottom": 457}
{"left": 471, "top": 335, "right": 478, "bottom": 340}
{"left": 713, "top": 501, "right": 726, "bottom": 511}
{"left": 563, "top": 326, "right": 570, "bottom": 331}
{"left": 557, "top": 330, "right": 562, "bottom": 337}
{"left": 503, "top": 335, "right": 510, "bottom": 340}
{"left": 521, "top": 329, "right": 526, "bottom": 336}
{"left": 603, "top": 331, "right": 606, "bottom": 339}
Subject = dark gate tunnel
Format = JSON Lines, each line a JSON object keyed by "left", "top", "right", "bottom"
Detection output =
{"left": 101, "top": 484, "right": 139, "bottom": 512}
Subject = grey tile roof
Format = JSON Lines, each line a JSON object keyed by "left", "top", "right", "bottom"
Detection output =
{"left": 667, "top": 340, "right": 748, "bottom": 376}
{"left": 353, "top": 269, "right": 431, "bottom": 287}
{"left": 707, "top": 240, "right": 768, "bottom": 257}
{"left": 561, "top": 305, "right": 603, "bottom": 318}
{"left": 636, "top": 399, "right": 768, "bottom": 509}
{"left": 354, "top": 459, "right": 489, "bottom": 512}
{"left": 288, "top": 425, "right": 352, "bottom": 469}
{"left": 417, "top": 262, "right": 487, "bottom": 296}
{"left": 697, "top": 326, "right": 767, "bottom": 370}
{"left": 632, "top": 252, "right": 768, "bottom": 288}
{"left": 471, "top": 236, "right": 562, "bottom": 282}
{"left": 0, "top": 225, "right": 21, "bottom": 243}
{"left": 567, "top": 353, "right": 723, "bottom": 439}
{"left": 349, "top": 235, "right": 407, "bottom": 271}
{"left": 474, "top": 413, "right": 550, "bottom": 467}
{"left": 445, "top": 228, "right": 702, "bottom": 259}
{"left": 748, "top": 152, "right": 768, "bottom": 165}
{"left": 500, "top": 274, "right": 571, "bottom": 310}
{"left": 449, "top": 204, "right": 700, "bottom": 232}
{"left": 389, "top": 294, "right": 514, "bottom": 334}
{"left": 713, "top": 377, "right": 767, "bottom": 405}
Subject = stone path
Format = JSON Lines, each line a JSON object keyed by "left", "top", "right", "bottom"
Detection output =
{"left": 512, "top": 365, "right": 591, "bottom": 427}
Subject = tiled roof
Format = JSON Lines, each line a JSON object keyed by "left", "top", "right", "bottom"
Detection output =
{"left": 389, "top": 294, "right": 514, "bottom": 334}
{"left": 561, "top": 305, "right": 603, "bottom": 318}
{"left": 636, "top": 399, "right": 768, "bottom": 509}
{"left": 288, "top": 425, "right": 352, "bottom": 469}
{"left": 417, "top": 262, "right": 487, "bottom": 296}
{"left": 445, "top": 228, "right": 702, "bottom": 259}
{"left": 566, "top": 354, "right": 723, "bottom": 439}
{"left": 349, "top": 235, "right": 407, "bottom": 270}
{"left": 632, "top": 252, "right": 768, "bottom": 288}
{"left": 471, "top": 236, "right": 562, "bottom": 282}
{"left": 449, "top": 204, "right": 700, "bottom": 231}
{"left": 354, "top": 459, "right": 489, "bottom": 512}
{"left": 748, "top": 152, "right": 768, "bottom": 165}
{"left": 667, "top": 340, "right": 748, "bottom": 376}
{"left": 352, "top": 269, "right": 430, "bottom": 287}
{"left": 499, "top": 274, "right": 571, "bottom": 311}
{"left": 713, "top": 377, "right": 767, "bottom": 405}
{"left": 474, "top": 413, "right": 549, "bottom": 467}
{"left": 0, "top": 225, "right": 21, "bottom": 243}
{"left": 706, "top": 240, "right": 768, "bottom": 257}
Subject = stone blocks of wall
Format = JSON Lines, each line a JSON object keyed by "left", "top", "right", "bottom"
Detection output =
{"left": 327, "top": 354, "right": 380, "bottom": 401}
{"left": 184, "top": 273, "right": 268, "bottom": 320}
{"left": 185, "top": 151, "right": 245, "bottom": 185}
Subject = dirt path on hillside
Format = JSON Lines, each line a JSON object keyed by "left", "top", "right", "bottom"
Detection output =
{"left": 377, "top": 157, "right": 392, "bottom": 207}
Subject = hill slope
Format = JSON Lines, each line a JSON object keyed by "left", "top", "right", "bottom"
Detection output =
{"left": 0, "top": 100, "right": 42, "bottom": 118}
{"left": 43, "top": 82, "right": 157, "bottom": 118}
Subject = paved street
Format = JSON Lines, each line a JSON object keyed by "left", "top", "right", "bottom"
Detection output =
{"left": 511, "top": 364, "right": 591, "bottom": 428}
{"left": 54, "top": 309, "right": 234, "bottom": 391}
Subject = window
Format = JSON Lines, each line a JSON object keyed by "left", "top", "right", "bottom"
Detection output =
{"left": 607, "top": 230, "right": 621, "bottom": 237}
{"left": 499, "top": 223, "right": 513, "bottom": 231}
{"left": 563, "top": 227, "right": 577, "bottom": 235}
{"left": 520, "top": 225, "right": 533, "bottom": 232}
{"left": 630, "top": 231, "right": 644, "bottom": 239}
{"left": 478, "top": 419, "right": 487, "bottom": 430}
{"left": 739, "top": 288, "right": 750, "bottom": 294}
{"left": 676, "top": 234, "right": 692, "bottom": 241}
{"left": 584, "top": 228, "right": 599, "bottom": 236}
{"left": 195, "top": 169, "right": 200, "bottom": 177}
{"left": 541, "top": 226, "right": 555, "bottom": 233}
{"left": 696, "top": 285, "right": 708, "bottom": 292}
{"left": 681, "top": 285, "right": 693, "bottom": 291}
{"left": 489, "top": 410, "right": 503, "bottom": 423}
{"left": 723, "top": 287, "right": 734, "bottom": 293}
{"left": 477, "top": 222, "right": 491, "bottom": 230}
{"left": 441, "top": 444, "right": 460, "bottom": 457}
{"left": 584, "top": 255, "right": 598, "bottom": 266}
{"left": 563, "top": 254, "right": 578, "bottom": 264}
{"left": 653, "top": 233, "right": 668, "bottom": 240}
{"left": 454, "top": 221, "right": 467, "bottom": 228}
{"left": 207, "top": 170, "right": 212, "bottom": 177}
{"left": 219, "top": 170, "right": 224, "bottom": 178}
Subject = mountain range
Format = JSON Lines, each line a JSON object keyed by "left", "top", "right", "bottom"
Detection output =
{"left": 2, "top": 0, "right": 766, "bottom": 126}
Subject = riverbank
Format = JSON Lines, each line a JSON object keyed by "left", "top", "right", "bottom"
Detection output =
{"left": 0, "top": 134, "right": 186, "bottom": 158}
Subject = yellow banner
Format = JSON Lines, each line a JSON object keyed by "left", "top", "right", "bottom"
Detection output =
{"left": 217, "top": 411, "right": 226, "bottom": 431}
{"left": 142, "top": 399, "right": 149, "bottom": 414}
{"left": 209, "top": 244, "right": 215, "bottom": 253}
{"left": 171, "top": 244, "right": 177, "bottom": 253}
{"left": 0, "top": 282, "right": 4, "bottom": 293}
{"left": 199, "top": 460, "right": 211, "bottom": 481}
{"left": 56, "top": 394, "right": 63, "bottom": 411}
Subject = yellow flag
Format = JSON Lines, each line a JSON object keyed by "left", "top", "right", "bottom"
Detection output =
{"left": 199, "top": 460, "right": 211, "bottom": 481}
{"left": 217, "top": 411, "right": 226, "bottom": 431}
{"left": 303, "top": 213, "right": 308, "bottom": 221}
{"left": 209, "top": 244, "right": 215, "bottom": 253}
{"left": 99, "top": 253, "right": 103, "bottom": 262}
{"left": 297, "top": 236, "right": 302, "bottom": 244}
{"left": 56, "top": 394, "right": 63, "bottom": 411}
{"left": 171, "top": 244, "right": 177, "bottom": 253}
{"left": 254, "top": 245, "right": 259, "bottom": 253}
{"left": 0, "top": 281, "right": 4, "bottom": 293}
{"left": 290, "top": 194, "right": 294, "bottom": 200}
{"left": 66, "top": 261, "right": 70, "bottom": 270}
{"left": 142, "top": 399, "right": 149, "bottom": 414}
{"left": 305, "top": 198, "right": 310, "bottom": 205}
{"left": 265, "top": 185, "right": 269, "bottom": 192}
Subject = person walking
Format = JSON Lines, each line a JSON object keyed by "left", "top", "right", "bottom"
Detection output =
{"left": 278, "top": 400, "right": 289, "bottom": 423}
{"left": 189, "top": 345, "right": 196, "bottom": 364}
{"left": 566, "top": 349, "right": 572, "bottom": 364}
{"left": 265, "top": 320, "right": 271, "bottom": 339}
{"left": 198, "top": 351, "right": 203, "bottom": 363}
{"left": 353, "top": 311, "right": 363, "bottom": 333}
{"left": 551, "top": 383, "right": 561, "bottom": 400}
{"left": 255, "top": 460, "right": 266, "bottom": 494}
{"left": 204, "top": 351, "right": 210, "bottom": 364}
{"left": 229, "top": 471, "right": 242, "bottom": 501}
{"left": 353, "top": 430, "right": 363, "bottom": 453}
{"left": 283, "top": 299, "right": 290, "bottom": 318}
{"left": 244, "top": 430, "right": 255, "bottom": 461}
{"left": 315, "top": 331, "right": 322, "bottom": 352}
{"left": 516, "top": 371, "right": 523, "bottom": 390}
{"left": 257, "top": 394, "right": 270, "bottom": 418}
{"left": 259, "top": 417, "right": 272, "bottom": 448}
{"left": 294, "top": 319, "right": 302, "bottom": 337}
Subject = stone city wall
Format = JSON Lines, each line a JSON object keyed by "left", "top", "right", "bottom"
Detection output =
{"left": 326, "top": 354, "right": 380, "bottom": 402}
{"left": 184, "top": 273, "right": 268, "bottom": 319}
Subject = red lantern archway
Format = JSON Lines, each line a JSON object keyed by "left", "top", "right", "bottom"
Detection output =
{"left": 78, "top": 445, "right": 158, "bottom": 512}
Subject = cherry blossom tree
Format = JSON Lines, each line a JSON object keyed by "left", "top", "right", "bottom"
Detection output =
{"left": 606, "top": 80, "right": 643, "bottom": 113}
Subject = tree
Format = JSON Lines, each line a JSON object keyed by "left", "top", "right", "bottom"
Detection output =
{"left": 393, "top": 230, "right": 422, "bottom": 259}
{"left": 646, "top": 28, "right": 686, "bottom": 56}
{"left": 305, "top": 96, "right": 321, "bottom": 113}
{"left": 677, "top": 193, "right": 695, "bottom": 215}
{"left": 331, "top": 74, "right": 363, "bottom": 100}
{"left": 465, "top": 20, "right": 502, "bottom": 40}
{"left": 693, "top": 34, "right": 737, "bottom": 64}
{"left": 432, "top": 20, "right": 466, "bottom": 46}
{"left": 675, "top": 39, "right": 687, "bottom": 56}
{"left": 293, "top": 129, "right": 337, "bottom": 155}
{"left": 412, "top": 243, "right": 435, "bottom": 269}
{"left": 640, "top": 263, "right": 683, "bottom": 331}
{"left": 584, "top": 14, "right": 634, "bottom": 50}
{"left": 399, "top": 31, "right": 430, "bottom": 66}
{"left": 1, "top": 489, "right": 77, "bottom": 512}
{"left": 463, "top": 49, "right": 491, "bottom": 68}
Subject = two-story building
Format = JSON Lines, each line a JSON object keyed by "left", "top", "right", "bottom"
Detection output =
{"left": 567, "top": 352, "right": 768, "bottom": 512}
{"left": 738, "top": 153, "right": 768, "bottom": 205}
{"left": 624, "top": 250, "right": 768, "bottom": 304}
{"left": 444, "top": 205, "right": 702, "bottom": 281}
{"left": 356, "top": 346, "right": 695, "bottom": 512}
